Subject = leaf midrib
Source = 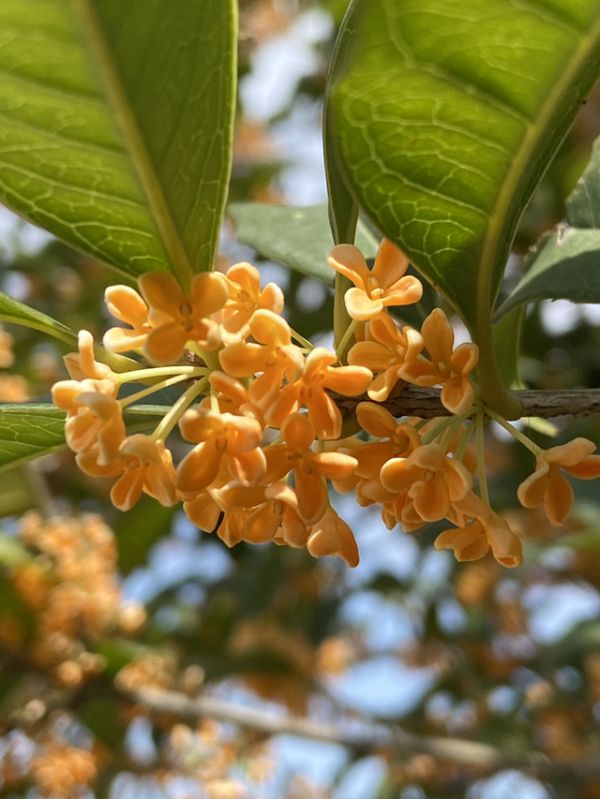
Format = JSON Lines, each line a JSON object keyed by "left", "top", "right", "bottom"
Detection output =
{"left": 72, "top": 0, "right": 195, "bottom": 288}
{"left": 476, "top": 11, "right": 600, "bottom": 336}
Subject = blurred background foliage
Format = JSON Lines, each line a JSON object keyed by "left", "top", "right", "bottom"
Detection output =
{"left": 1, "top": 1, "right": 600, "bottom": 798}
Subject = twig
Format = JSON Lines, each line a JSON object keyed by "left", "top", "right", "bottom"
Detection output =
{"left": 331, "top": 387, "right": 600, "bottom": 420}
{"left": 125, "top": 686, "right": 600, "bottom": 781}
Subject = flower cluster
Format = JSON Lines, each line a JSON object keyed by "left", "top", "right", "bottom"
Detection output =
{"left": 51, "top": 241, "right": 600, "bottom": 569}
{"left": 4, "top": 513, "right": 145, "bottom": 686}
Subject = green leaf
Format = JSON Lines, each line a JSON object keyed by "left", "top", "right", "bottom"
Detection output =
{"left": 78, "top": 697, "right": 128, "bottom": 751}
{"left": 323, "top": 12, "right": 360, "bottom": 248}
{"left": 0, "top": 291, "right": 77, "bottom": 345}
{"left": 498, "top": 135, "right": 600, "bottom": 315}
{"left": 0, "top": 405, "right": 69, "bottom": 470}
{"left": 325, "top": 0, "right": 600, "bottom": 332}
{"left": 497, "top": 227, "right": 600, "bottom": 315}
{"left": 0, "top": 403, "right": 167, "bottom": 472}
{"left": 323, "top": 15, "right": 363, "bottom": 348}
{"left": 0, "top": 0, "right": 237, "bottom": 283}
{"left": 566, "top": 135, "right": 600, "bottom": 228}
{"left": 116, "top": 495, "right": 177, "bottom": 574}
{"left": 0, "top": 532, "right": 29, "bottom": 567}
{"left": 492, "top": 306, "right": 524, "bottom": 389}
{"left": 0, "top": 467, "right": 38, "bottom": 518}
{"left": 229, "top": 203, "right": 378, "bottom": 284}
{"left": 0, "top": 289, "right": 139, "bottom": 373}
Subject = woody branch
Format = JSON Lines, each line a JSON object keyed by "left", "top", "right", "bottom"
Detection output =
{"left": 125, "top": 685, "right": 600, "bottom": 782}
{"left": 331, "top": 387, "right": 600, "bottom": 419}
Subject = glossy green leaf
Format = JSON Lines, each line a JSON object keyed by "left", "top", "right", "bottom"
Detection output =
{"left": 0, "top": 0, "right": 237, "bottom": 283}
{"left": 325, "top": 0, "right": 600, "bottom": 332}
{"left": 0, "top": 291, "right": 77, "bottom": 345}
{"left": 229, "top": 203, "right": 378, "bottom": 284}
{"left": 324, "top": 14, "right": 360, "bottom": 248}
{"left": 0, "top": 405, "right": 69, "bottom": 470}
{"left": 567, "top": 135, "right": 600, "bottom": 227}
{"left": 323, "top": 17, "right": 362, "bottom": 347}
{"left": 0, "top": 403, "right": 167, "bottom": 472}
{"left": 499, "top": 135, "right": 600, "bottom": 314}
{"left": 498, "top": 227, "right": 600, "bottom": 314}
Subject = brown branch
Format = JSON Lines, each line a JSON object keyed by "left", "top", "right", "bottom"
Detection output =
{"left": 125, "top": 686, "right": 600, "bottom": 782}
{"left": 332, "top": 387, "right": 600, "bottom": 419}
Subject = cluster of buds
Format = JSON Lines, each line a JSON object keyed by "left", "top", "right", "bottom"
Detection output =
{"left": 51, "top": 240, "right": 600, "bottom": 568}
{"left": 30, "top": 740, "right": 97, "bottom": 799}
{"left": 7, "top": 513, "right": 144, "bottom": 686}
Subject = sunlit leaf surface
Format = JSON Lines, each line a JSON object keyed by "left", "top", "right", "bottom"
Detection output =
{"left": 326, "top": 0, "right": 600, "bottom": 329}
{"left": 0, "top": 0, "right": 237, "bottom": 282}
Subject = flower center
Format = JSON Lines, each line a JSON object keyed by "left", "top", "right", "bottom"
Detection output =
{"left": 214, "top": 433, "right": 228, "bottom": 452}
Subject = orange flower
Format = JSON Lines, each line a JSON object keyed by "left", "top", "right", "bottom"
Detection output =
{"left": 103, "top": 285, "right": 154, "bottom": 353}
{"left": 264, "top": 413, "right": 358, "bottom": 524}
{"left": 307, "top": 507, "right": 359, "bottom": 567}
{"left": 176, "top": 408, "right": 266, "bottom": 493}
{"left": 354, "top": 403, "right": 421, "bottom": 479}
{"left": 64, "top": 330, "right": 116, "bottom": 382}
{"left": 266, "top": 483, "right": 310, "bottom": 548}
{"left": 437, "top": 493, "right": 522, "bottom": 567}
{"left": 218, "top": 481, "right": 309, "bottom": 548}
{"left": 219, "top": 310, "right": 304, "bottom": 409}
{"left": 434, "top": 521, "right": 490, "bottom": 562}
{"left": 110, "top": 435, "right": 177, "bottom": 510}
{"left": 328, "top": 239, "right": 423, "bottom": 321}
{"left": 139, "top": 272, "right": 228, "bottom": 364}
{"left": 52, "top": 377, "right": 116, "bottom": 415}
{"left": 223, "top": 262, "right": 284, "bottom": 333}
{"left": 216, "top": 509, "right": 247, "bottom": 548}
{"left": 348, "top": 313, "right": 423, "bottom": 401}
{"left": 400, "top": 309, "right": 479, "bottom": 415}
{"left": 349, "top": 403, "right": 421, "bottom": 519}
{"left": 517, "top": 437, "right": 600, "bottom": 526}
{"left": 391, "top": 492, "right": 427, "bottom": 533}
{"left": 182, "top": 490, "right": 223, "bottom": 533}
{"left": 268, "top": 347, "right": 372, "bottom": 440}
{"left": 65, "top": 392, "right": 125, "bottom": 465}
{"left": 380, "top": 443, "right": 472, "bottom": 523}
{"left": 201, "top": 371, "right": 265, "bottom": 425}
{"left": 75, "top": 446, "right": 126, "bottom": 478}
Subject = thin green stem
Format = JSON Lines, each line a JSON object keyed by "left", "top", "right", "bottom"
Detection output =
{"left": 290, "top": 328, "right": 314, "bottom": 350}
{"left": 474, "top": 324, "right": 523, "bottom": 420}
{"left": 422, "top": 415, "right": 465, "bottom": 446}
{"left": 455, "top": 421, "right": 475, "bottom": 461}
{"left": 152, "top": 379, "right": 208, "bottom": 442}
{"left": 475, "top": 412, "right": 490, "bottom": 505}
{"left": 333, "top": 274, "right": 353, "bottom": 353}
{"left": 94, "top": 345, "right": 141, "bottom": 374}
{"left": 485, "top": 407, "right": 543, "bottom": 456}
{"left": 115, "top": 365, "right": 206, "bottom": 386}
{"left": 119, "top": 373, "right": 193, "bottom": 408}
{"left": 440, "top": 416, "right": 465, "bottom": 451}
{"left": 198, "top": 349, "right": 221, "bottom": 372}
{"left": 335, "top": 319, "right": 358, "bottom": 362}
